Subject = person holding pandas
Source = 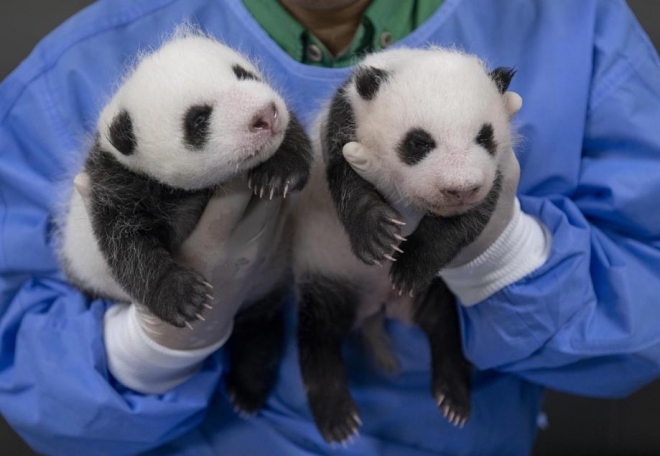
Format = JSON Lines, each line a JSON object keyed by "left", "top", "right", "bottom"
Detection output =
{"left": 1, "top": 0, "right": 660, "bottom": 455}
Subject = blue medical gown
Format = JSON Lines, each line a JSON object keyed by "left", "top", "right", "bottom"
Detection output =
{"left": 1, "top": 0, "right": 660, "bottom": 454}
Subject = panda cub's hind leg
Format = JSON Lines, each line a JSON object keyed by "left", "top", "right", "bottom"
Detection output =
{"left": 414, "top": 278, "right": 472, "bottom": 427}
{"left": 225, "top": 286, "right": 288, "bottom": 415}
{"left": 297, "top": 275, "right": 361, "bottom": 444}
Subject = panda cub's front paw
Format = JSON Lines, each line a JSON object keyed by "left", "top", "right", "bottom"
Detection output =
{"left": 248, "top": 158, "right": 310, "bottom": 200}
{"left": 348, "top": 202, "right": 405, "bottom": 266}
{"left": 147, "top": 266, "right": 213, "bottom": 328}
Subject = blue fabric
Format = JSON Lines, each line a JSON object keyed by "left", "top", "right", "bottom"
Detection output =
{"left": 0, "top": 0, "right": 659, "bottom": 454}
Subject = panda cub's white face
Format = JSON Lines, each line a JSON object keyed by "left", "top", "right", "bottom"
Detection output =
{"left": 97, "top": 35, "right": 290, "bottom": 190}
{"left": 347, "top": 48, "right": 514, "bottom": 217}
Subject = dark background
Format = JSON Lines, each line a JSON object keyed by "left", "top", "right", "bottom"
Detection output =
{"left": 1, "top": 1, "right": 659, "bottom": 455}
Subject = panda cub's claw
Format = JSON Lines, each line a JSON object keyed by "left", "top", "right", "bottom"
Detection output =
{"left": 433, "top": 378, "right": 471, "bottom": 429}
{"left": 350, "top": 202, "right": 403, "bottom": 265}
{"left": 310, "top": 394, "right": 362, "bottom": 445}
{"left": 147, "top": 265, "right": 213, "bottom": 327}
{"left": 248, "top": 156, "right": 310, "bottom": 200}
{"left": 389, "top": 253, "right": 434, "bottom": 296}
{"left": 226, "top": 387, "right": 259, "bottom": 419}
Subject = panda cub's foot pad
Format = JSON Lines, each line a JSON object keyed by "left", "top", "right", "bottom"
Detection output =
{"left": 433, "top": 369, "right": 471, "bottom": 428}
{"left": 248, "top": 158, "right": 309, "bottom": 200}
{"left": 147, "top": 266, "right": 212, "bottom": 327}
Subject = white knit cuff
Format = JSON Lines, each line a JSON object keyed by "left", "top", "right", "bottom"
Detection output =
{"left": 439, "top": 199, "right": 552, "bottom": 306}
{"left": 103, "top": 303, "right": 229, "bottom": 394}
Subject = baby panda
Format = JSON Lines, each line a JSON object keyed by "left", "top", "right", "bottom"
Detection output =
{"left": 293, "top": 47, "right": 518, "bottom": 443}
{"left": 60, "top": 33, "right": 312, "bottom": 411}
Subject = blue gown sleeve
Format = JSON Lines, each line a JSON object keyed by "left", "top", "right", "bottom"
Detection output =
{"left": 460, "top": 1, "right": 660, "bottom": 398}
{"left": 0, "top": 61, "right": 223, "bottom": 456}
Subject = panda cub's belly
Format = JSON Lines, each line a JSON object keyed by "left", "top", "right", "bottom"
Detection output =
{"left": 292, "top": 158, "right": 394, "bottom": 323}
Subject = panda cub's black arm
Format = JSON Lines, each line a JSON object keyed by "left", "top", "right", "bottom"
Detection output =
{"left": 323, "top": 86, "right": 403, "bottom": 265}
{"left": 248, "top": 112, "right": 313, "bottom": 198}
{"left": 390, "top": 173, "right": 503, "bottom": 294}
{"left": 93, "top": 211, "right": 211, "bottom": 327}
{"left": 85, "top": 149, "right": 213, "bottom": 327}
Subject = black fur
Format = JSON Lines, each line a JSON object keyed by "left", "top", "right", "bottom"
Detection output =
{"left": 413, "top": 278, "right": 472, "bottom": 423}
{"left": 108, "top": 110, "right": 136, "bottom": 155}
{"left": 324, "top": 84, "right": 402, "bottom": 265}
{"left": 354, "top": 66, "right": 389, "bottom": 100}
{"left": 232, "top": 64, "right": 260, "bottom": 81}
{"left": 84, "top": 144, "right": 213, "bottom": 327}
{"left": 397, "top": 128, "right": 437, "bottom": 165}
{"left": 183, "top": 104, "right": 213, "bottom": 150}
{"left": 475, "top": 123, "right": 496, "bottom": 156}
{"left": 297, "top": 275, "right": 361, "bottom": 444}
{"left": 225, "top": 286, "right": 288, "bottom": 414}
{"left": 390, "top": 172, "right": 503, "bottom": 294}
{"left": 248, "top": 111, "right": 313, "bottom": 197}
{"left": 489, "top": 67, "right": 516, "bottom": 94}
{"left": 296, "top": 274, "right": 474, "bottom": 442}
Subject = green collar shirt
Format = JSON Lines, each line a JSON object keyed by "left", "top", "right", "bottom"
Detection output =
{"left": 242, "top": 0, "right": 443, "bottom": 67}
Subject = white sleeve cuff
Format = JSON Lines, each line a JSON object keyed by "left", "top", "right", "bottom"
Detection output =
{"left": 439, "top": 199, "right": 552, "bottom": 306}
{"left": 103, "top": 303, "right": 229, "bottom": 394}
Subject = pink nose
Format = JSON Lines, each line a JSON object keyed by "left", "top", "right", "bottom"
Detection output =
{"left": 442, "top": 185, "right": 481, "bottom": 203}
{"left": 249, "top": 103, "right": 278, "bottom": 132}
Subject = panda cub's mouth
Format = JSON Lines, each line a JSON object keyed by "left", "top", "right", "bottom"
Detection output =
{"left": 422, "top": 172, "right": 503, "bottom": 218}
{"left": 230, "top": 129, "right": 285, "bottom": 174}
{"left": 417, "top": 191, "right": 486, "bottom": 216}
{"left": 247, "top": 129, "right": 285, "bottom": 158}
{"left": 425, "top": 200, "right": 481, "bottom": 217}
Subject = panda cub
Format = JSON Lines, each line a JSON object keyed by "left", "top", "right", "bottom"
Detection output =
{"left": 293, "top": 48, "right": 517, "bottom": 443}
{"left": 60, "top": 33, "right": 312, "bottom": 410}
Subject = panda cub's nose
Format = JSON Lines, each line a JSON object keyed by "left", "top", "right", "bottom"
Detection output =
{"left": 442, "top": 185, "right": 481, "bottom": 204}
{"left": 250, "top": 103, "right": 278, "bottom": 132}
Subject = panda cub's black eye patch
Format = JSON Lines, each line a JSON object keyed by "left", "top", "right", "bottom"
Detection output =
{"left": 184, "top": 105, "right": 213, "bottom": 149}
{"left": 398, "top": 128, "right": 436, "bottom": 166}
{"left": 232, "top": 64, "right": 260, "bottom": 81}
{"left": 475, "top": 123, "right": 496, "bottom": 155}
{"left": 108, "top": 109, "right": 136, "bottom": 155}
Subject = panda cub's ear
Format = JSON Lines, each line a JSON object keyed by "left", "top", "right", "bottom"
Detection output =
{"left": 354, "top": 66, "right": 389, "bottom": 101}
{"left": 489, "top": 67, "right": 516, "bottom": 94}
{"left": 108, "top": 109, "right": 137, "bottom": 155}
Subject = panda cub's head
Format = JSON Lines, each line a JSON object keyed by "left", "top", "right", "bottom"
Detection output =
{"left": 344, "top": 48, "right": 518, "bottom": 217}
{"left": 97, "top": 34, "right": 290, "bottom": 190}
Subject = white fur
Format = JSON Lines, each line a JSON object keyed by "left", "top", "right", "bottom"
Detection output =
{"left": 98, "top": 34, "right": 290, "bottom": 190}
{"left": 63, "top": 190, "right": 132, "bottom": 301}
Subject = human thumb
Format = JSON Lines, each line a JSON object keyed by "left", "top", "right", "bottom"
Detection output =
{"left": 342, "top": 141, "right": 382, "bottom": 186}
{"left": 504, "top": 91, "right": 523, "bottom": 118}
{"left": 74, "top": 172, "right": 93, "bottom": 214}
